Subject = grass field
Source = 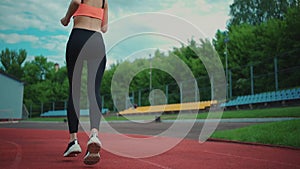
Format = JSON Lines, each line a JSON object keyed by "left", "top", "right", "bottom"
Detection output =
{"left": 211, "top": 119, "right": 300, "bottom": 148}
{"left": 163, "top": 106, "right": 300, "bottom": 120}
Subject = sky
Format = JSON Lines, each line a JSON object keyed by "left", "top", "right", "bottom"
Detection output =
{"left": 0, "top": 0, "right": 233, "bottom": 67}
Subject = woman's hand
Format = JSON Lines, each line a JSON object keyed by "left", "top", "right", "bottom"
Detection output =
{"left": 60, "top": 16, "right": 70, "bottom": 26}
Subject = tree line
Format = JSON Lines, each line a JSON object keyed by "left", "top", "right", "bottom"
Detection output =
{"left": 1, "top": 0, "right": 299, "bottom": 114}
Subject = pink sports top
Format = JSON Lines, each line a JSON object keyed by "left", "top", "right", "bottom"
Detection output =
{"left": 73, "top": 0, "right": 105, "bottom": 20}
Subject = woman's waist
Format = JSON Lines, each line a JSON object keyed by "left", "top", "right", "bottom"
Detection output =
{"left": 69, "top": 27, "right": 104, "bottom": 41}
{"left": 73, "top": 17, "right": 102, "bottom": 32}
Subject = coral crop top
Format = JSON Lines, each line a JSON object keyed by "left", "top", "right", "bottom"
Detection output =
{"left": 73, "top": 0, "right": 105, "bottom": 20}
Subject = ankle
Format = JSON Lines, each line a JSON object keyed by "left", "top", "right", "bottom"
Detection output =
{"left": 90, "top": 129, "right": 99, "bottom": 137}
{"left": 70, "top": 133, "right": 78, "bottom": 142}
{"left": 70, "top": 138, "right": 77, "bottom": 143}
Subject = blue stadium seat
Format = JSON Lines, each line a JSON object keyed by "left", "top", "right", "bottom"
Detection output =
{"left": 220, "top": 87, "right": 300, "bottom": 108}
{"left": 40, "top": 108, "right": 108, "bottom": 117}
{"left": 294, "top": 88, "right": 300, "bottom": 99}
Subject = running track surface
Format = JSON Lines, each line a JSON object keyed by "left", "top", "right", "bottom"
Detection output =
{"left": 1, "top": 128, "right": 300, "bottom": 169}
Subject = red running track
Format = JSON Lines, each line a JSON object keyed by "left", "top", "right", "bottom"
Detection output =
{"left": 0, "top": 128, "right": 300, "bottom": 169}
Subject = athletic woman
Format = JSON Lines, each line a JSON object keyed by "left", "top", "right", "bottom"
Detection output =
{"left": 60, "top": 0, "right": 108, "bottom": 165}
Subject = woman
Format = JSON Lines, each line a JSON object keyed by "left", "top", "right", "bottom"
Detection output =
{"left": 60, "top": 0, "right": 108, "bottom": 165}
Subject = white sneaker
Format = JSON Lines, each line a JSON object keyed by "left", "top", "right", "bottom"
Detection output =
{"left": 83, "top": 135, "right": 102, "bottom": 165}
{"left": 63, "top": 139, "right": 82, "bottom": 157}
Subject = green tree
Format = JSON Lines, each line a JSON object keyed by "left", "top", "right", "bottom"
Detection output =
{"left": 22, "top": 56, "right": 55, "bottom": 84}
{"left": 0, "top": 48, "right": 27, "bottom": 79}
{"left": 229, "top": 0, "right": 299, "bottom": 25}
{"left": 214, "top": 3, "right": 300, "bottom": 96}
{"left": 22, "top": 56, "right": 68, "bottom": 115}
{"left": 281, "top": 6, "right": 300, "bottom": 55}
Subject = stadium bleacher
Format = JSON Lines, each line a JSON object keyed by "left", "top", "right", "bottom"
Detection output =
{"left": 40, "top": 108, "right": 109, "bottom": 117}
{"left": 40, "top": 88, "right": 299, "bottom": 117}
{"left": 118, "top": 101, "right": 217, "bottom": 115}
{"left": 222, "top": 87, "right": 300, "bottom": 107}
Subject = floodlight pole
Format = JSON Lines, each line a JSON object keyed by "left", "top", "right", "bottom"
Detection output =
{"left": 149, "top": 54, "right": 153, "bottom": 104}
{"left": 224, "top": 32, "right": 229, "bottom": 100}
{"left": 149, "top": 54, "right": 152, "bottom": 92}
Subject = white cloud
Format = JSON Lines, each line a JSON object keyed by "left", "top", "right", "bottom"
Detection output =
{"left": 106, "top": 57, "right": 118, "bottom": 69}
{"left": 46, "top": 55, "right": 66, "bottom": 65}
{"left": 0, "top": 33, "right": 72, "bottom": 67}
{"left": 102, "top": 0, "right": 233, "bottom": 67}
{"left": 36, "top": 35, "right": 68, "bottom": 64}
{"left": 39, "top": 35, "right": 68, "bottom": 50}
{"left": 0, "top": 33, "right": 68, "bottom": 52}
{"left": 25, "top": 54, "right": 66, "bottom": 67}
{"left": 160, "top": 0, "right": 231, "bottom": 40}
{"left": 0, "top": 0, "right": 233, "bottom": 67}
{"left": 0, "top": 0, "right": 69, "bottom": 31}
{"left": 0, "top": 33, "right": 39, "bottom": 44}
{"left": 0, "top": 0, "right": 232, "bottom": 34}
{"left": 196, "top": 0, "right": 213, "bottom": 12}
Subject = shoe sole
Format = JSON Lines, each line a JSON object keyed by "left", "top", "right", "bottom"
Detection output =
{"left": 64, "top": 151, "right": 81, "bottom": 157}
{"left": 87, "top": 142, "right": 101, "bottom": 153}
{"left": 84, "top": 141, "right": 101, "bottom": 165}
{"left": 84, "top": 153, "right": 100, "bottom": 165}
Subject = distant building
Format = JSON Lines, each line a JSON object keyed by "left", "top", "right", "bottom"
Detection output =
{"left": 0, "top": 70, "right": 24, "bottom": 120}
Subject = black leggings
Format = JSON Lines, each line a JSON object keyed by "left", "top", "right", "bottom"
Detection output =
{"left": 66, "top": 28, "right": 106, "bottom": 133}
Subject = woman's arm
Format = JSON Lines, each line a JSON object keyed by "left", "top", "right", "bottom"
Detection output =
{"left": 101, "top": 0, "right": 108, "bottom": 33}
{"left": 61, "top": 0, "right": 81, "bottom": 26}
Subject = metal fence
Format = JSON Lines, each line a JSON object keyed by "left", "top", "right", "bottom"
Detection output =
{"left": 27, "top": 55, "right": 300, "bottom": 116}
{"left": 228, "top": 56, "right": 300, "bottom": 98}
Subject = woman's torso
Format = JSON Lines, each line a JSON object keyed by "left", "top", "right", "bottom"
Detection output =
{"left": 73, "top": 0, "right": 104, "bottom": 32}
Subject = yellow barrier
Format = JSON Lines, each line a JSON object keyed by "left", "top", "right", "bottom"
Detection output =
{"left": 119, "top": 100, "right": 217, "bottom": 115}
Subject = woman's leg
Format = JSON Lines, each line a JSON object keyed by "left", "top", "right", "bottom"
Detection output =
{"left": 66, "top": 61, "right": 83, "bottom": 136}
{"left": 79, "top": 31, "right": 106, "bottom": 135}
{"left": 66, "top": 37, "right": 83, "bottom": 136}
{"left": 66, "top": 28, "right": 96, "bottom": 136}
{"left": 87, "top": 56, "right": 107, "bottom": 134}
{"left": 64, "top": 29, "right": 86, "bottom": 157}
{"left": 82, "top": 31, "right": 106, "bottom": 165}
